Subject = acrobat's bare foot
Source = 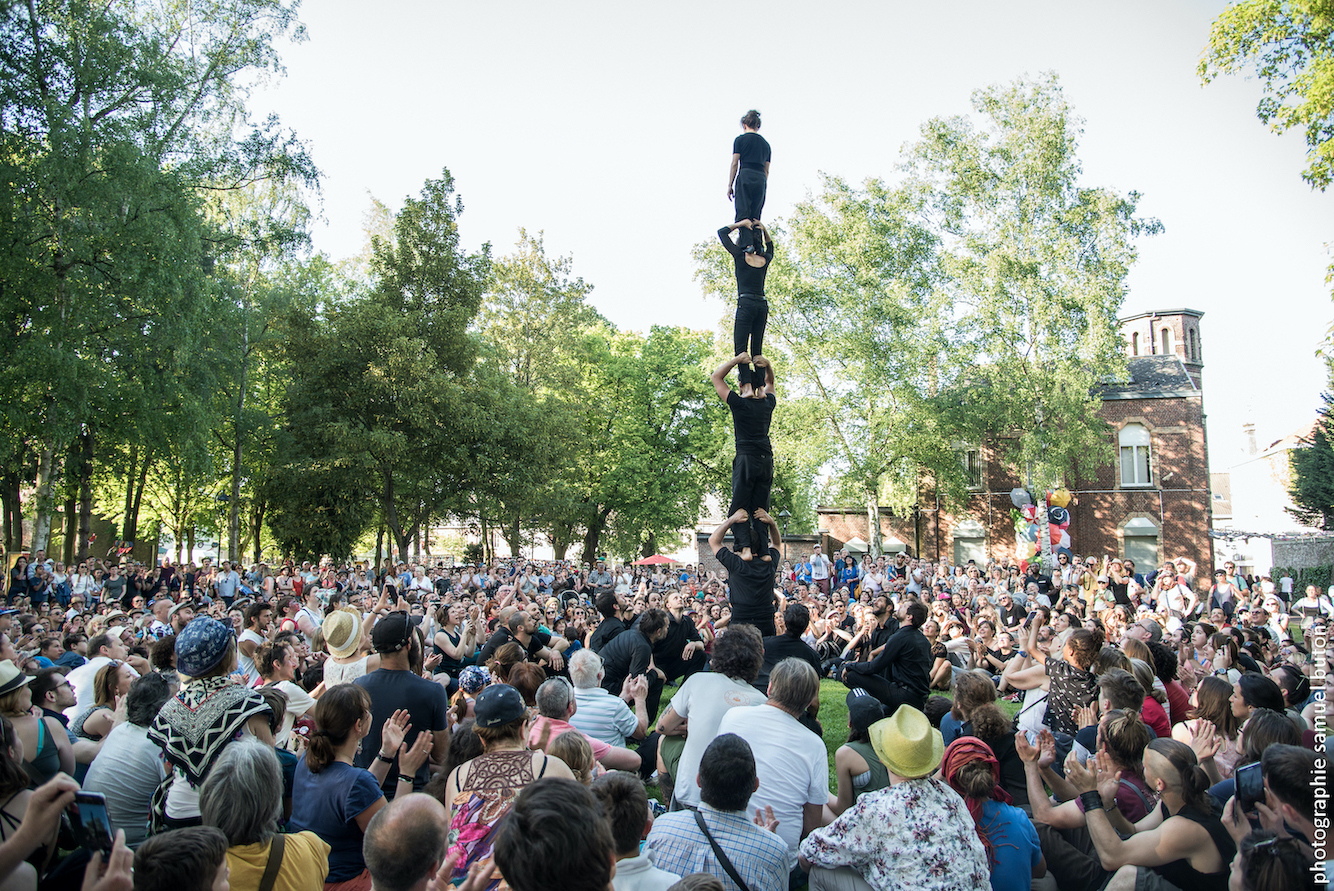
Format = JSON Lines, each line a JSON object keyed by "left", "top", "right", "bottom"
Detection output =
{"left": 740, "top": 547, "right": 754, "bottom": 562}
{"left": 739, "top": 385, "right": 754, "bottom": 399}
{"left": 761, "top": 554, "right": 772, "bottom": 563}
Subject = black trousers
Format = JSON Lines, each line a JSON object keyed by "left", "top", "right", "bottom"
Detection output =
{"left": 728, "top": 453, "right": 773, "bottom": 553}
{"left": 1035, "top": 823, "right": 1112, "bottom": 891}
{"left": 733, "top": 294, "right": 768, "bottom": 390}
{"left": 843, "top": 670, "right": 927, "bottom": 716}
{"left": 734, "top": 167, "right": 767, "bottom": 251}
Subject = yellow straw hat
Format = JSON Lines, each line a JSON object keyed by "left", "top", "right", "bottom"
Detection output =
{"left": 868, "top": 705, "right": 944, "bottom": 779}
{"left": 322, "top": 609, "right": 362, "bottom": 659}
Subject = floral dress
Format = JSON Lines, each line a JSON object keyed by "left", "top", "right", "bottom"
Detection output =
{"left": 800, "top": 775, "right": 990, "bottom": 891}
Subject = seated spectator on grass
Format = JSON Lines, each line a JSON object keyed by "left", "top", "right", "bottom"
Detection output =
{"left": 591, "top": 770, "right": 681, "bottom": 891}
{"left": 529, "top": 678, "right": 640, "bottom": 772}
{"left": 133, "top": 826, "right": 230, "bottom": 891}
{"left": 939, "top": 737, "right": 1044, "bottom": 891}
{"left": 494, "top": 777, "right": 615, "bottom": 891}
{"left": 200, "top": 738, "right": 329, "bottom": 891}
{"left": 81, "top": 672, "right": 172, "bottom": 845}
{"left": 800, "top": 704, "right": 989, "bottom": 891}
{"left": 646, "top": 733, "right": 790, "bottom": 891}
{"left": 362, "top": 793, "right": 449, "bottom": 891}
{"left": 829, "top": 690, "right": 888, "bottom": 818}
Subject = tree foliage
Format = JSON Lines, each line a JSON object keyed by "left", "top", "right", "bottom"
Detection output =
{"left": 1290, "top": 386, "right": 1334, "bottom": 528}
{"left": 1201, "top": 0, "right": 1334, "bottom": 191}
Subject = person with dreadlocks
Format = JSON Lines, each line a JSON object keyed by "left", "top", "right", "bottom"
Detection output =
{"left": 940, "top": 737, "right": 1045, "bottom": 891}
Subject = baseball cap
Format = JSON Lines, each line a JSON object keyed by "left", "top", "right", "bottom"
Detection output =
{"left": 371, "top": 611, "right": 413, "bottom": 654}
{"left": 474, "top": 684, "right": 526, "bottom": 728}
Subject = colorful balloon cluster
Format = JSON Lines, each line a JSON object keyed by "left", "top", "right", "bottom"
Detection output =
{"left": 1010, "top": 487, "right": 1073, "bottom": 564}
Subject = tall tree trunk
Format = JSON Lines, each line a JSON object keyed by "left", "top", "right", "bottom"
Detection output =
{"left": 76, "top": 426, "right": 93, "bottom": 560}
{"left": 581, "top": 507, "right": 611, "bottom": 566}
{"left": 375, "top": 524, "right": 384, "bottom": 574}
{"left": 250, "top": 499, "right": 266, "bottom": 565}
{"left": 187, "top": 525, "right": 196, "bottom": 564}
{"left": 642, "top": 532, "right": 657, "bottom": 558}
{"left": 121, "top": 444, "right": 138, "bottom": 542}
{"left": 3, "top": 470, "right": 22, "bottom": 551}
{"left": 866, "top": 483, "right": 884, "bottom": 558}
{"left": 31, "top": 439, "right": 57, "bottom": 552}
{"left": 126, "top": 451, "right": 151, "bottom": 545}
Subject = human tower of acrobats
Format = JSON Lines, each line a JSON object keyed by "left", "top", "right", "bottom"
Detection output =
{"left": 709, "top": 110, "right": 783, "bottom": 638}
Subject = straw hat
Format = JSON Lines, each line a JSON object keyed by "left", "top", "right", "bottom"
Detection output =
{"left": 868, "top": 705, "right": 944, "bottom": 780}
{"left": 0, "top": 661, "right": 30, "bottom": 698}
{"left": 322, "top": 609, "right": 362, "bottom": 659}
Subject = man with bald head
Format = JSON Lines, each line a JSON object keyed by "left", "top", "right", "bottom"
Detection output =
{"left": 364, "top": 793, "right": 449, "bottom": 891}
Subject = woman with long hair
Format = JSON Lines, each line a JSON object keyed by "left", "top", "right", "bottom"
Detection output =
{"left": 289, "top": 684, "right": 430, "bottom": 891}
{"left": 0, "top": 715, "right": 56, "bottom": 877}
{"left": 71, "top": 659, "right": 134, "bottom": 740}
{"left": 829, "top": 690, "right": 890, "bottom": 817}
{"left": 1173, "top": 675, "right": 1242, "bottom": 779}
{"left": 432, "top": 602, "right": 478, "bottom": 682}
{"left": 0, "top": 661, "right": 71, "bottom": 787}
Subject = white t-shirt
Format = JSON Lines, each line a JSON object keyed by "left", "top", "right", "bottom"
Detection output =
{"left": 716, "top": 704, "right": 828, "bottom": 865}
{"left": 267, "top": 679, "right": 315, "bottom": 749}
{"left": 809, "top": 554, "right": 831, "bottom": 581}
{"left": 237, "top": 629, "right": 265, "bottom": 681}
{"left": 669, "top": 674, "right": 767, "bottom": 807}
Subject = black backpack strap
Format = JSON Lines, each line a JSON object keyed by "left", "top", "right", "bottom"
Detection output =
{"left": 258, "top": 833, "right": 286, "bottom": 891}
{"left": 692, "top": 809, "right": 751, "bottom": 891}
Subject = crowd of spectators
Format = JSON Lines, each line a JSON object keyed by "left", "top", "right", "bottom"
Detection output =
{"left": 0, "top": 535, "right": 1324, "bottom": 891}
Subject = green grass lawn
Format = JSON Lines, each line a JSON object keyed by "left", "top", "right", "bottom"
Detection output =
{"left": 649, "top": 678, "right": 1022, "bottom": 794}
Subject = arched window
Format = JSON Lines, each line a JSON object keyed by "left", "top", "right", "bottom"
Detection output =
{"left": 1131, "top": 332, "right": 1139, "bottom": 356}
{"left": 1119, "top": 424, "right": 1152, "bottom": 487}
{"left": 1161, "top": 327, "right": 1173, "bottom": 356}
{"left": 1188, "top": 329, "right": 1198, "bottom": 361}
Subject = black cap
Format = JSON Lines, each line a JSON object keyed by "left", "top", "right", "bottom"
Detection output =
{"left": 371, "top": 611, "right": 413, "bottom": 654}
{"left": 846, "top": 688, "right": 887, "bottom": 735}
{"left": 474, "top": 684, "right": 526, "bottom": 728}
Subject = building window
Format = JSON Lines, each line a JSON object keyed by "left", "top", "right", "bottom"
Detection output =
{"left": 952, "top": 518, "right": 986, "bottom": 565}
{"left": 1122, "top": 517, "right": 1159, "bottom": 568}
{"left": 1188, "top": 329, "right": 1198, "bottom": 362}
{"left": 1119, "top": 423, "right": 1152, "bottom": 487}
{"left": 962, "top": 448, "right": 983, "bottom": 489}
{"left": 1131, "top": 332, "right": 1139, "bottom": 356}
{"left": 1161, "top": 327, "right": 1173, "bottom": 356}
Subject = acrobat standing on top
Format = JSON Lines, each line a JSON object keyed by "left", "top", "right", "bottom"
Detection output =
{"left": 711, "top": 351, "right": 776, "bottom": 562}
{"left": 726, "top": 109, "right": 770, "bottom": 254}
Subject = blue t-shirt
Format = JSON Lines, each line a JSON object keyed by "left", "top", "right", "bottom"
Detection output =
{"left": 979, "top": 799, "right": 1042, "bottom": 891}
{"left": 289, "top": 759, "right": 384, "bottom": 882}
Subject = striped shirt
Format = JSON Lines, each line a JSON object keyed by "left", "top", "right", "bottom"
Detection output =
{"left": 646, "top": 805, "right": 789, "bottom": 891}
{"left": 571, "top": 685, "right": 638, "bottom": 747}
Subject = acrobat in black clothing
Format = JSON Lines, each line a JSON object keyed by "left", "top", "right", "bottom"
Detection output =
{"left": 727, "top": 110, "right": 771, "bottom": 253}
{"left": 718, "top": 222, "right": 773, "bottom": 395}
{"left": 711, "top": 352, "right": 776, "bottom": 559}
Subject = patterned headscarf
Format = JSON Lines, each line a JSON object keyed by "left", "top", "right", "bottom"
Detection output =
{"left": 458, "top": 664, "right": 490, "bottom": 694}
{"left": 941, "top": 736, "right": 1013, "bottom": 869}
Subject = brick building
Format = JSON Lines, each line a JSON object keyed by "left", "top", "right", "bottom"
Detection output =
{"left": 807, "top": 309, "right": 1215, "bottom": 571}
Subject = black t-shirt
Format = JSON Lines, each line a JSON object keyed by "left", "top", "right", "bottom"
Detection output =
{"left": 476, "top": 626, "right": 551, "bottom": 666}
{"left": 726, "top": 391, "right": 776, "bottom": 457}
{"left": 755, "top": 633, "right": 822, "bottom": 690}
{"left": 732, "top": 132, "right": 772, "bottom": 170}
{"left": 598, "top": 629, "right": 654, "bottom": 694}
{"left": 588, "top": 616, "right": 626, "bottom": 653}
{"left": 638, "top": 611, "right": 702, "bottom": 676}
{"left": 716, "top": 546, "right": 779, "bottom": 629}
{"left": 718, "top": 227, "right": 775, "bottom": 296}
{"left": 353, "top": 669, "right": 449, "bottom": 795}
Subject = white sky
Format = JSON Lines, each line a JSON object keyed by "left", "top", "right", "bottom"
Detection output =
{"left": 249, "top": 0, "right": 1333, "bottom": 472}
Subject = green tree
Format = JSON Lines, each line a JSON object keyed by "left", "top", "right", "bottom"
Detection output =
{"left": 1201, "top": 0, "right": 1334, "bottom": 191}
{"left": 0, "top": 0, "right": 314, "bottom": 551}
{"left": 272, "top": 172, "right": 490, "bottom": 562}
{"left": 1290, "top": 391, "right": 1334, "bottom": 528}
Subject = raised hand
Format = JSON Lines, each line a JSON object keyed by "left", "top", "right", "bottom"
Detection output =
{"left": 397, "top": 728, "right": 435, "bottom": 776}
{"left": 1093, "top": 751, "right": 1122, "bottom": 806}
{"left": 753, "top": 804, "right": 779, "bottom": 833}
{"left": 1038, "top": 729, "right": 1058, "bottom": 769}
{"left": 736, "top": 351, "right": 752, "bottom": 365}
{"left": 381, "top": 709, "right": 413, "bottom": 755}
{"left": 1065, "top": 752, "right": 1097, "bottom": 794}
{"left": 1187, "top": 720, "right": 1221, "bottom": 761}
{"left": 1074, "top": 701, "right": 1100, "bottom": 730}
{"left": 1014, "top": 730, "right": 1041, "bottom": 763}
